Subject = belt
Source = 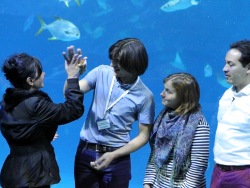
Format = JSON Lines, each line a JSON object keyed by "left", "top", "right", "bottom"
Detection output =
{"left": 79, "top": 140, "right": 120, "bottom": 153}
{"left": 217, "top": 164, "right": 250, "bottom": 172}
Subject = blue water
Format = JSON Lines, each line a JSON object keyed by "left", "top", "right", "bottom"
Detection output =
{"left": 0, "top": 0, "right": 249, "bottom": 187}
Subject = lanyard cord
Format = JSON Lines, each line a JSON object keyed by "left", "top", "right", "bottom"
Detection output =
{"left": 103, "top": 76, "right": 139, "bottom": 118}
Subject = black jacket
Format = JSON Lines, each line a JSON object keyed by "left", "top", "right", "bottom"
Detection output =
{"left": 0, "top": 78, "right": 84, "bottom": 188}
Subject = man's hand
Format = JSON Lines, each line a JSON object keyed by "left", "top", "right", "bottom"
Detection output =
{"left": 90, "top": 152, "right": 115, "bottom": 170}
{"left": 63, "top": 45, "right": 81, "bottom": 64}
{"left": 62, "top": 45, "right": 87, "bottom": 78}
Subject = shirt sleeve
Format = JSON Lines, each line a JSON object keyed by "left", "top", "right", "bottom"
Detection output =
{"left": 28, "top": 78, "right": 84, "bottom": 126}
{"left": 83, "top": 65, "right": 103, "bottom": 90}
{"left": 138, "top": 92, "right": 155, "bottom": 125}
{"left": 143, "top": 148, "right": 157, "bottom": 186}
{"left": 181, "top": 117, "right": 210, "bottom": 188}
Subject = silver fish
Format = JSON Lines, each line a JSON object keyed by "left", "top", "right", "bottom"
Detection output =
{"left": 23, "top": 15, "right": 34, "bottom": 32}
{"left": 59, "top": 0, "right": 83, "bottom": 7}
{"left": 75, "top": 0, "right": 85, "bottom": 6}
{"left": 35, "top": 17, "right": 80, "bottom": 41}
{"left": 59, "top": 0, "right": 71, "bottom": 7}
{"left": 161, "top": 0, "right": 199, "bottom": 12}
{"left": 204, "top": 64, "right": 212, "bottom": 77}
{"left": 170, "top": 52, "right": 186, "bottom": 71}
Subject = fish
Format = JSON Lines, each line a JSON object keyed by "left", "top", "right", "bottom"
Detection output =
{"left": 74, "top": 0, "right": 112, "bottom": 14}
{"left": 161, "top": 0, "right": 199, "bottom": 12}
{"left": 91, "top": 27, "right": 104, "bottom": 39}
{"left": 170, "top": 52, "right": 186, "bottom": 70}
{"left": 59, "top": 0, "right": 82, "bottom": 7}
{"left": 35, "top": 17, "right": 80, "bottom": 41}
{"left": 83, "top": 23, "right": 104, "bottom": 39}
{"left": 75, "top": 0, "right": 85, "bottom": 6}
{"left": 59, "top": 0, "right": 71, "bottom": 7}
{"left": 204, "top": 64, "right": 212, "bottom": 77}
{"left": 97, "top": 0, "right": 109, "bottom": 10}
{"left": 23, "top": 15, "right": 34, "bottom": 32}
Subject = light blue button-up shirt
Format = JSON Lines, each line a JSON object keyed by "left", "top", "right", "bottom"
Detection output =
{"left": 80, "top": 65, "right": 155, "bottom": 147}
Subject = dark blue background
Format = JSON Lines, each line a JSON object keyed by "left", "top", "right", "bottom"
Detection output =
{"left": 1, "top": 0, "right": 249, "bottom": 187}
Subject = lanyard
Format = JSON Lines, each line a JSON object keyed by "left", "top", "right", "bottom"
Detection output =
{"left": 103, "top": 76, "right": 139, "bottom": 118}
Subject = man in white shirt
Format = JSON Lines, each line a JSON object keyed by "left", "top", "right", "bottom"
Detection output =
{"left": 211, "top": 40, "right": 250, "bottom": 188}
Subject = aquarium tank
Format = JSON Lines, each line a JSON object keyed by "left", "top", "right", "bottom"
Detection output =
{"left": 0, "top": 0, "right": 249, "bottom": 187}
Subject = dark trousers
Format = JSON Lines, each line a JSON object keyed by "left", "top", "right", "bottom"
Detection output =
{"left": 74, "top": 142, "right": 131, "bottom": 188}
{"left": 210, "top": 164, "right": 250, "bottom": 188}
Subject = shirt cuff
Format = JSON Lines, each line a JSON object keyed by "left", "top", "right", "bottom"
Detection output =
{"left": 67, "top": 78, "right": 80, "bottom": 89}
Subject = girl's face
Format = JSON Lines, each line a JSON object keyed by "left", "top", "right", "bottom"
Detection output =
{"left": 160, "top": 80, "right": 181, "bottom": 110}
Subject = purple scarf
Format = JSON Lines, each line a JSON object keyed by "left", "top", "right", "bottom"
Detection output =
{"left": 150, "top": 107, "right": 203, "bottom": 179}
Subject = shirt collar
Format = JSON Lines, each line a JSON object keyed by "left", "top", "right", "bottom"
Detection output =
{"left": 232, "top": 84, "right": 250, "bottom": 96}
{"left": 116, "top": 77, "right": 140, "bottom": 90}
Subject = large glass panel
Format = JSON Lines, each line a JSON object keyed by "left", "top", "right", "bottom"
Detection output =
{"left": 0, "top": 1, "right": 249, "bottom": 187}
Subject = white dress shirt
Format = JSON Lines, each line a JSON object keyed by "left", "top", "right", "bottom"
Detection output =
{"left": 214, "top": 84, "right": 250, "bottom": 165}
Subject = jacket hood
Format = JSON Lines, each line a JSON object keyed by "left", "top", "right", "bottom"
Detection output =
{"left": 2, "top": 88, "right": 49, "bottom": 112}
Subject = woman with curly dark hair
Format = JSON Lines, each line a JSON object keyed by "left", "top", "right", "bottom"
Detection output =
{"left": 0, "top": 51, "right": 86, "bottom": 188}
